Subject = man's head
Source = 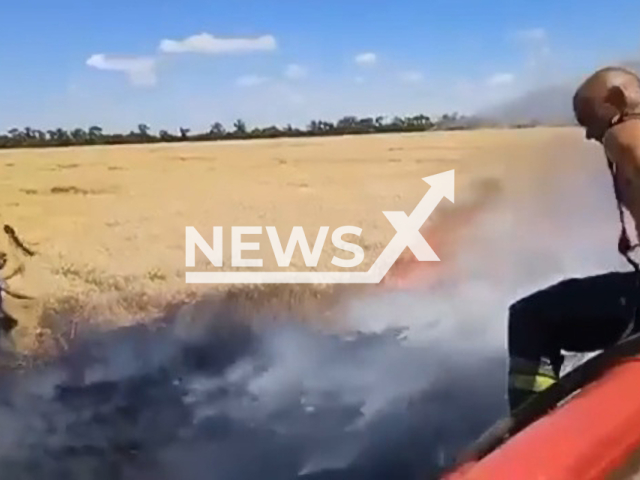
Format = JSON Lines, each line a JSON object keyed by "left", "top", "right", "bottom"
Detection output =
{"left": 573, "top": 67, "right": 640, "bottom": 143}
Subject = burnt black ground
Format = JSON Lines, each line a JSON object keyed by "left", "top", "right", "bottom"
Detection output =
{"left": 0, "top": 300, "right": 506, "bottom": 480}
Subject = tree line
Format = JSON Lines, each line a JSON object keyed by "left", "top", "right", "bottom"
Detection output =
{"left": 0, "top": 113, "right": 540, "bottom": 149}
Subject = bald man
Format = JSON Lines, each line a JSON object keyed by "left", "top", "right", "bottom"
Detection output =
{"left": 507, "top": 67, "right": 640, "bottom": 412}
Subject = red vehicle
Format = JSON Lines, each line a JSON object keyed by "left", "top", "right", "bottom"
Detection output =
{"left": 441, "top": 333, "right": 640, "bottom": 480}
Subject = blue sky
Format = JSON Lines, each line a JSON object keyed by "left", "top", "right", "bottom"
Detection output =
{"left": 1, "top": 0, "right": 639, "bottom": 132}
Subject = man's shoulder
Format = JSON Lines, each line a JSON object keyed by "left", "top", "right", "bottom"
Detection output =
{"left": 604, "top": 120, "right": 640, "bottom": 160}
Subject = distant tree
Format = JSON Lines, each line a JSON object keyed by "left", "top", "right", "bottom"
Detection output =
{"left": 307, "top": 120, "right": 320, "bottom": 133}
{"left": 210, "top": 122, "right": 226, "bottom": 137}
{"left": 159, "top": 130, "right": 173, "bottom": 141}
{"left": 56, "top": 128, "right": 71, "bottom": 142}
{"left": 0, "top": 110, "right": 507, "bottom": 150}
{"left": 88, "top": 126, "right": 103, "bottom": 141}
{"left": 138, "top": 124, "right": 151, "bottom": 137}
{"left": 412, "top": 114, "right": 432, "bottom": 128}
{"left": 70, "top": 128, "right": 88, "bottom": 143}
{"left": 261, "top": 126, "right": 281, "bottom": 138}
{"left": 357, "top": 117, "right": 376, "bottom": 131}
{"left": 23, "top": 127, "right": 35, "bottom": 140}
{"left": 389, "top": 117, "right": 405, "bottom": 130}
{"left": 233, "top": 119, "right": 247, "bottom": 135}
{"left": 319, "top": 120, "right": 334, "bottom": 132}
{"left": 336, "top": 116, "right": 358, "bottom": 131}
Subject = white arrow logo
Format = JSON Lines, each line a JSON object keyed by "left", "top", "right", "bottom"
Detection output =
{"left": 186, "top": 170, "right": 454, "bottom": 284}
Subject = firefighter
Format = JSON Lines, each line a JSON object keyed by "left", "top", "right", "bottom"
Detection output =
{"left": 507, "top": 66, "right": 640, "bottom": 411}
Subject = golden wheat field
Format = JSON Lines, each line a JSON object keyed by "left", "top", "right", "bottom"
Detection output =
{"left": 0, "top": 126, "right": 600, "bottom": 351}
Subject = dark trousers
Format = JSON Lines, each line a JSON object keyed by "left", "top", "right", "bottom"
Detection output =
{"left": 507, "top": 271, "right": 640, "bottom": 411}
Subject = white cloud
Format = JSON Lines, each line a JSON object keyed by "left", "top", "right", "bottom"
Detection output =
{"left": 398, "top": 71, "right": 424, "bottom": 84}
{"left": 86, "top": 54, "right": 157, "bottom": 87}
{"left": 355, "top": 52, "right": 377, "bottom": 67}
{"left": 159, "top": 33, "right": 277, "bottom": 54}
{"left": 487, "top": 73, "right": 515, "bottom": 86}
{"left": 515, "top": 28, "right": 547, "bottom": 43}
{"left": 284, "top": 64, "right": 308, "bottom": 80}
{"left": 236, "top": 74, "right": 269, "bottom": 87}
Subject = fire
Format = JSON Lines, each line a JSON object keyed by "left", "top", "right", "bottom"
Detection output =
{"left": 382, "top": 178, "right": 502, "bottom": 290}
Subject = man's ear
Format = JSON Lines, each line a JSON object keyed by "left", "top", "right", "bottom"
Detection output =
{"left": 605, "top": 85, "right": 628, "bottom": 113}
